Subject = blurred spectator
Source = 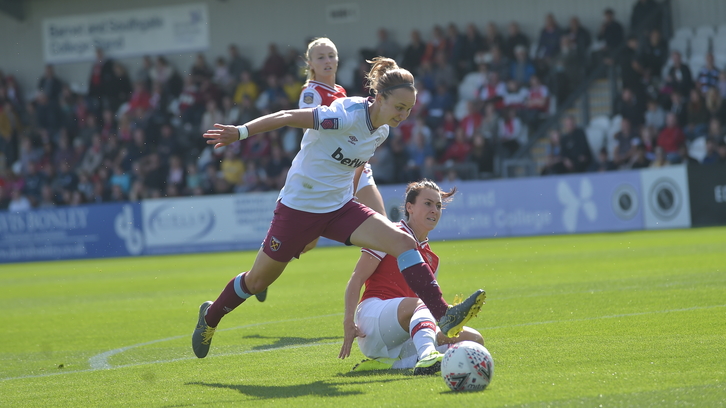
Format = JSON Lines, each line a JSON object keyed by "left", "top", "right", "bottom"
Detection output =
{"left": 220, "top": 147, "right": 244, "bottom": 187}
{"left": 135, "top": 55, "right": 154, "bottom": 90}
{"left": 281, "top": 73, "right": 303, "bottom": 105}
{"left": 535, "top": 13, "right": 562, "bottom": 74}
{"left": 502, "top": 79, "right": 528, "bottom": 110}
{"left": 487, "top": 45, "right": 510, "bottom": 81}
{"left": 523, "top": 75, "right": 550, "bottom": 125}
{"left": 184, "top": 162, "right": 202, "bottom": 195}
{"left": 401, "top": 29, "right": 426, "bottom": 73}
{"left": 227, "top": 44, "right": 253, "bottom": 81}
{"left": 199, "top": 100, "right": 223, "bottom": 136}
{"left": 718, "top": 72, "right": 726, "bottom": 99}
{"left": 705, "top": 88, "right": 726, "bottom": 124}
{"left": 685, "top": 88, "right": 709, "bottom": 139}
{"left": 431, "top": 50, "right": 457, "bottom": 90}
{"left": 261, "top": 43, "right": 287, "bottom": 80}
{"left": 79, "top": 134, "right": 104, "bottom": 175}
{"left": 8, "top": 189, "right": 31, "bottom": 212}
{"left": 504, "top": 22, "right": 530, "bottom": 60}
{"left": 540, "top": 128, "right": 565, "bottom": 175}
{"left": 107, "top": 62, "right": 132, "bottom": 114}
{"left": 509, "top": 45, "right": 536, "bottom": 86}
{"left": 668, "top": 91, "right": 688, "bottom": 128}
{"left": 551, "top": 36, "right": 585, "bottom": 103}
{"left": 644, "top": 99, "right": 666, "bottom": 130}
{"left": 677, "top": 143, "right": 699, "bottom": 165}
{"left": 565, "top": 17, "right": 592, "bottom": 60}
{"left": 618, "top": 36, "right": 644, "bottom": 97}
{"left": 213, "top": 57, "right": 233, "bottom": 88}
{"left": 426, "top": 81, "right": 455, "bottom": 129}
{"left": 440, "top": 127, "right": 472, "bottom": 164}
{"left": 639, "top": 29, "right": 668, "bottom": 80}
{"left": 255, "top": 75, "right": 288, "bottom": 111}
{"left": 126, "top": 81, "right": 151, "bottom": 115}
{"left": 705, "top": 118, "right": 724, "bottom": 142}
{"left": 650, "top": 145, "right": 668, "bottom": 167}
{"left": 468, "top": 133, "right": 494, "bottom": 175}
{"left": 264, "top": 144, "right": 291, "bottom": 191}
{"left": 484, "top": 22, "right": 505, "bottom": 54}
{"left": 664, "top": 51, "right": 694, "bottom": 98}
{"left": 630, "top": 0, "right": 660, "bottom": 36}
{"left": 590, "top": 147, "right": 618, "bottom": 172}
{"left": 630, "top": 143, "right": 652, "bottom": 168}
{"left": 376, "top": 28, "right": 401, "bottom": 60}
{"left": 87, "top": 48, "right": 115, "bottom": 117}
{"left": 559, "top": 115, "right": 593, "bottom": 173}
{"left": 459, "top": 101, "right": 482, "bottom": 138}
{"left": 596, "top": 8, "right": 625, "bottom": 61}
{"left": 614, "top": 88, "right": 645, "bottom": 128}
{"left": 701, "top": 137, "right": 722, "bottom": 164}
{"left": 422, "top": 25, "right": 449, "bottom": 65}
{"left": 233, "top": 70, "right": 259, "bottom": 106}
{"left": 457, "top": 23, "right": 485, "bottom": 77}
{"left": 613, "top": 117, "right": 639, "bottom": 166}
{"left": 696, "top": 53, "right": 720, "bottom": 94}
{"left": 191, "top": 53, "right": 213, "bottom": 85}
{"left": 657, "top": 112, "right": 686, "bottom": 162}
{"left": 37, "top": 64, "right": 63, "bottom": 103}
{"left": 497, "top": 107, "right": 524, "bottom": 157}
{"left": 150, "top": 56, "right": 173, "bottom": 89}
{"left": 478, "top": 72, "right": 506, "bottom": 111}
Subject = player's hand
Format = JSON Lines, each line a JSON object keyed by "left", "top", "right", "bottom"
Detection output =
{"left": 338, "top": 320, "right": 365, "bottom": 359}
{"left": 202, "top": 123, "right": 239, "bottom": 149}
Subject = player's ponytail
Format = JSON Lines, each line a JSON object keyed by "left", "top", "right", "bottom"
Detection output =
{"left": 366, "top": 57, "right": 415, "bottom": 98}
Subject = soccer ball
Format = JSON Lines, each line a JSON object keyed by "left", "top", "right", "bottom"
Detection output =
{"left": 441, "top": 341, "right": 494, "bottom": 392}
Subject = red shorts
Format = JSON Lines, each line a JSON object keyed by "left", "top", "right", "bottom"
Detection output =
{"left": 262, "top": 200, "right": 377, "bottom": 262}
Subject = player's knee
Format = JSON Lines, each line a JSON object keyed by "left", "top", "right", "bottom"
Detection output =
{"left": 390, "top": 233, "right": 417, "bottom": 257}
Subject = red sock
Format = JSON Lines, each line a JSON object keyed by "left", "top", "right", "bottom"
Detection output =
{"left": 204, "top": 272, "right": 250, "bottom": 327}
{"left": 399, "top": 263, "right": 449, "bottom": 320}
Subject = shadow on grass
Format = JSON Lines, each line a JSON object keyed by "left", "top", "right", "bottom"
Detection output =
{"left": 241, "top": 334, "right": 339, "bottom": 351}
{"left": 186, "top": 376, "right": 412, "bottom": 400}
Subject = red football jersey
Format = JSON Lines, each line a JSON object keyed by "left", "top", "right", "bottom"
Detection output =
{"left": 298, "top": 80, "right": 347, "bottom": 108}
{"left": 360, "top": 220, "right": 440, "bottom": 302}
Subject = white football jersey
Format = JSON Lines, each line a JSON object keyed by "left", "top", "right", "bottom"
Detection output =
{"left": 279, "top": 97, "right": 389, "bottom": 213}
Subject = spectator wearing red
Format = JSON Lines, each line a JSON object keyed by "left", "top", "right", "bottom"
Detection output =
{"left": 459, "top": 101, "right": 482, "bottom": 139}
{"left": 441, "top": 127, "right": 472, "bottom": 164}
{"left": 657, "top": 112, "right": 686, "bottom": 163}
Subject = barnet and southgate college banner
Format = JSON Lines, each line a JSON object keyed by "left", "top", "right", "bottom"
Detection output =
{"left": 42, "top": 3, "right": 209, "bottom": 64}
{"left": 0, "top": 165, "right": 708, "bottom": 264}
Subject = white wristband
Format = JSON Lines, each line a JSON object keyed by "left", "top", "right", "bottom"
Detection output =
{"left": 237, "top": 125, "right": 249, "bottom": 141}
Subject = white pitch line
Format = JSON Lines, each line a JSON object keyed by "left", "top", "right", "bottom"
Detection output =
{"left": 2, "top": 305, "right": 723, "bottom": 382}
{"left": 89, "top": 312, "right": 343, "bottom": 370}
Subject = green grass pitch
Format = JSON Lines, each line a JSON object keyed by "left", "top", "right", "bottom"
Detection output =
{"left": 1, "top": 227, "right": 725, "bottom": 407}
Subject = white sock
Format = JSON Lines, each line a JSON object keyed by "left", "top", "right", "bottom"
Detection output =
{"left": 409, "top": 304, "right": 437, "bottom": 360}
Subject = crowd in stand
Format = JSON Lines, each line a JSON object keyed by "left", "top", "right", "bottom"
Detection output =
{"left": 0, "top": 0, "right": 724, "bottom": 211}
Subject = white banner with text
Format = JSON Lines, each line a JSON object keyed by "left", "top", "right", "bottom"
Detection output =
{"left": 43, "top": 3, "right": 209, "bottom": 64}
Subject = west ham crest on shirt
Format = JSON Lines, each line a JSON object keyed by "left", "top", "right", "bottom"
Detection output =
{"left": 321, "top": 118, "right": 339, "bottom": 129}
{"left": 303, "top": 92, "right": 314, "bottom": 105}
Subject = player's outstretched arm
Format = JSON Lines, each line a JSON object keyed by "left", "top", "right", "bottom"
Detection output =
{"left": 202, "top": 108, "right": 316, "bottom": 149}
{"left": 338, "top": 252, "right": 380, "bottom": 359}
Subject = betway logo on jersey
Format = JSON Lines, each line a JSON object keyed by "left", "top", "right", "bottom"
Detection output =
{"left": 331, "top": 147, "right": 367, "bottom": 167}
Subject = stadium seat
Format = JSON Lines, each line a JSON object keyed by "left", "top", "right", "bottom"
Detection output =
{"left": 688, "top": 136, "right": 707, "bottom": 163}
{"left": 690, "top": 36, "right": 711, "bottom": 57}
{"left": 695, "top": 25, "right": 716, "bottom": 39}
{"left": 589, "top": 115, "right": 611, "bottom": 131}
{"left": 585, "top": 126, "right": 606, "bottom": 158}
{"left": 713, "top": 35, "right": 726, "bottom": 57}
{"left": 689, "top": 54, "right": 707, "bottom": 75}
{"left": 673, "top": 27, "right": 693, "bottom": 40}
{"left": 668, "top": 37, "right": 689, "bottom": 57}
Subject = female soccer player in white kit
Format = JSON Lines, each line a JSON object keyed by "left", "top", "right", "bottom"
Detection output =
{"left": 298, "top": 37, "right": 386, "bottom": 249}
{"left": 193, "top": 57, "right": 485, "bottom": 359}
{"left": 339, "top": 180, "right": 483, "bottom": 375}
